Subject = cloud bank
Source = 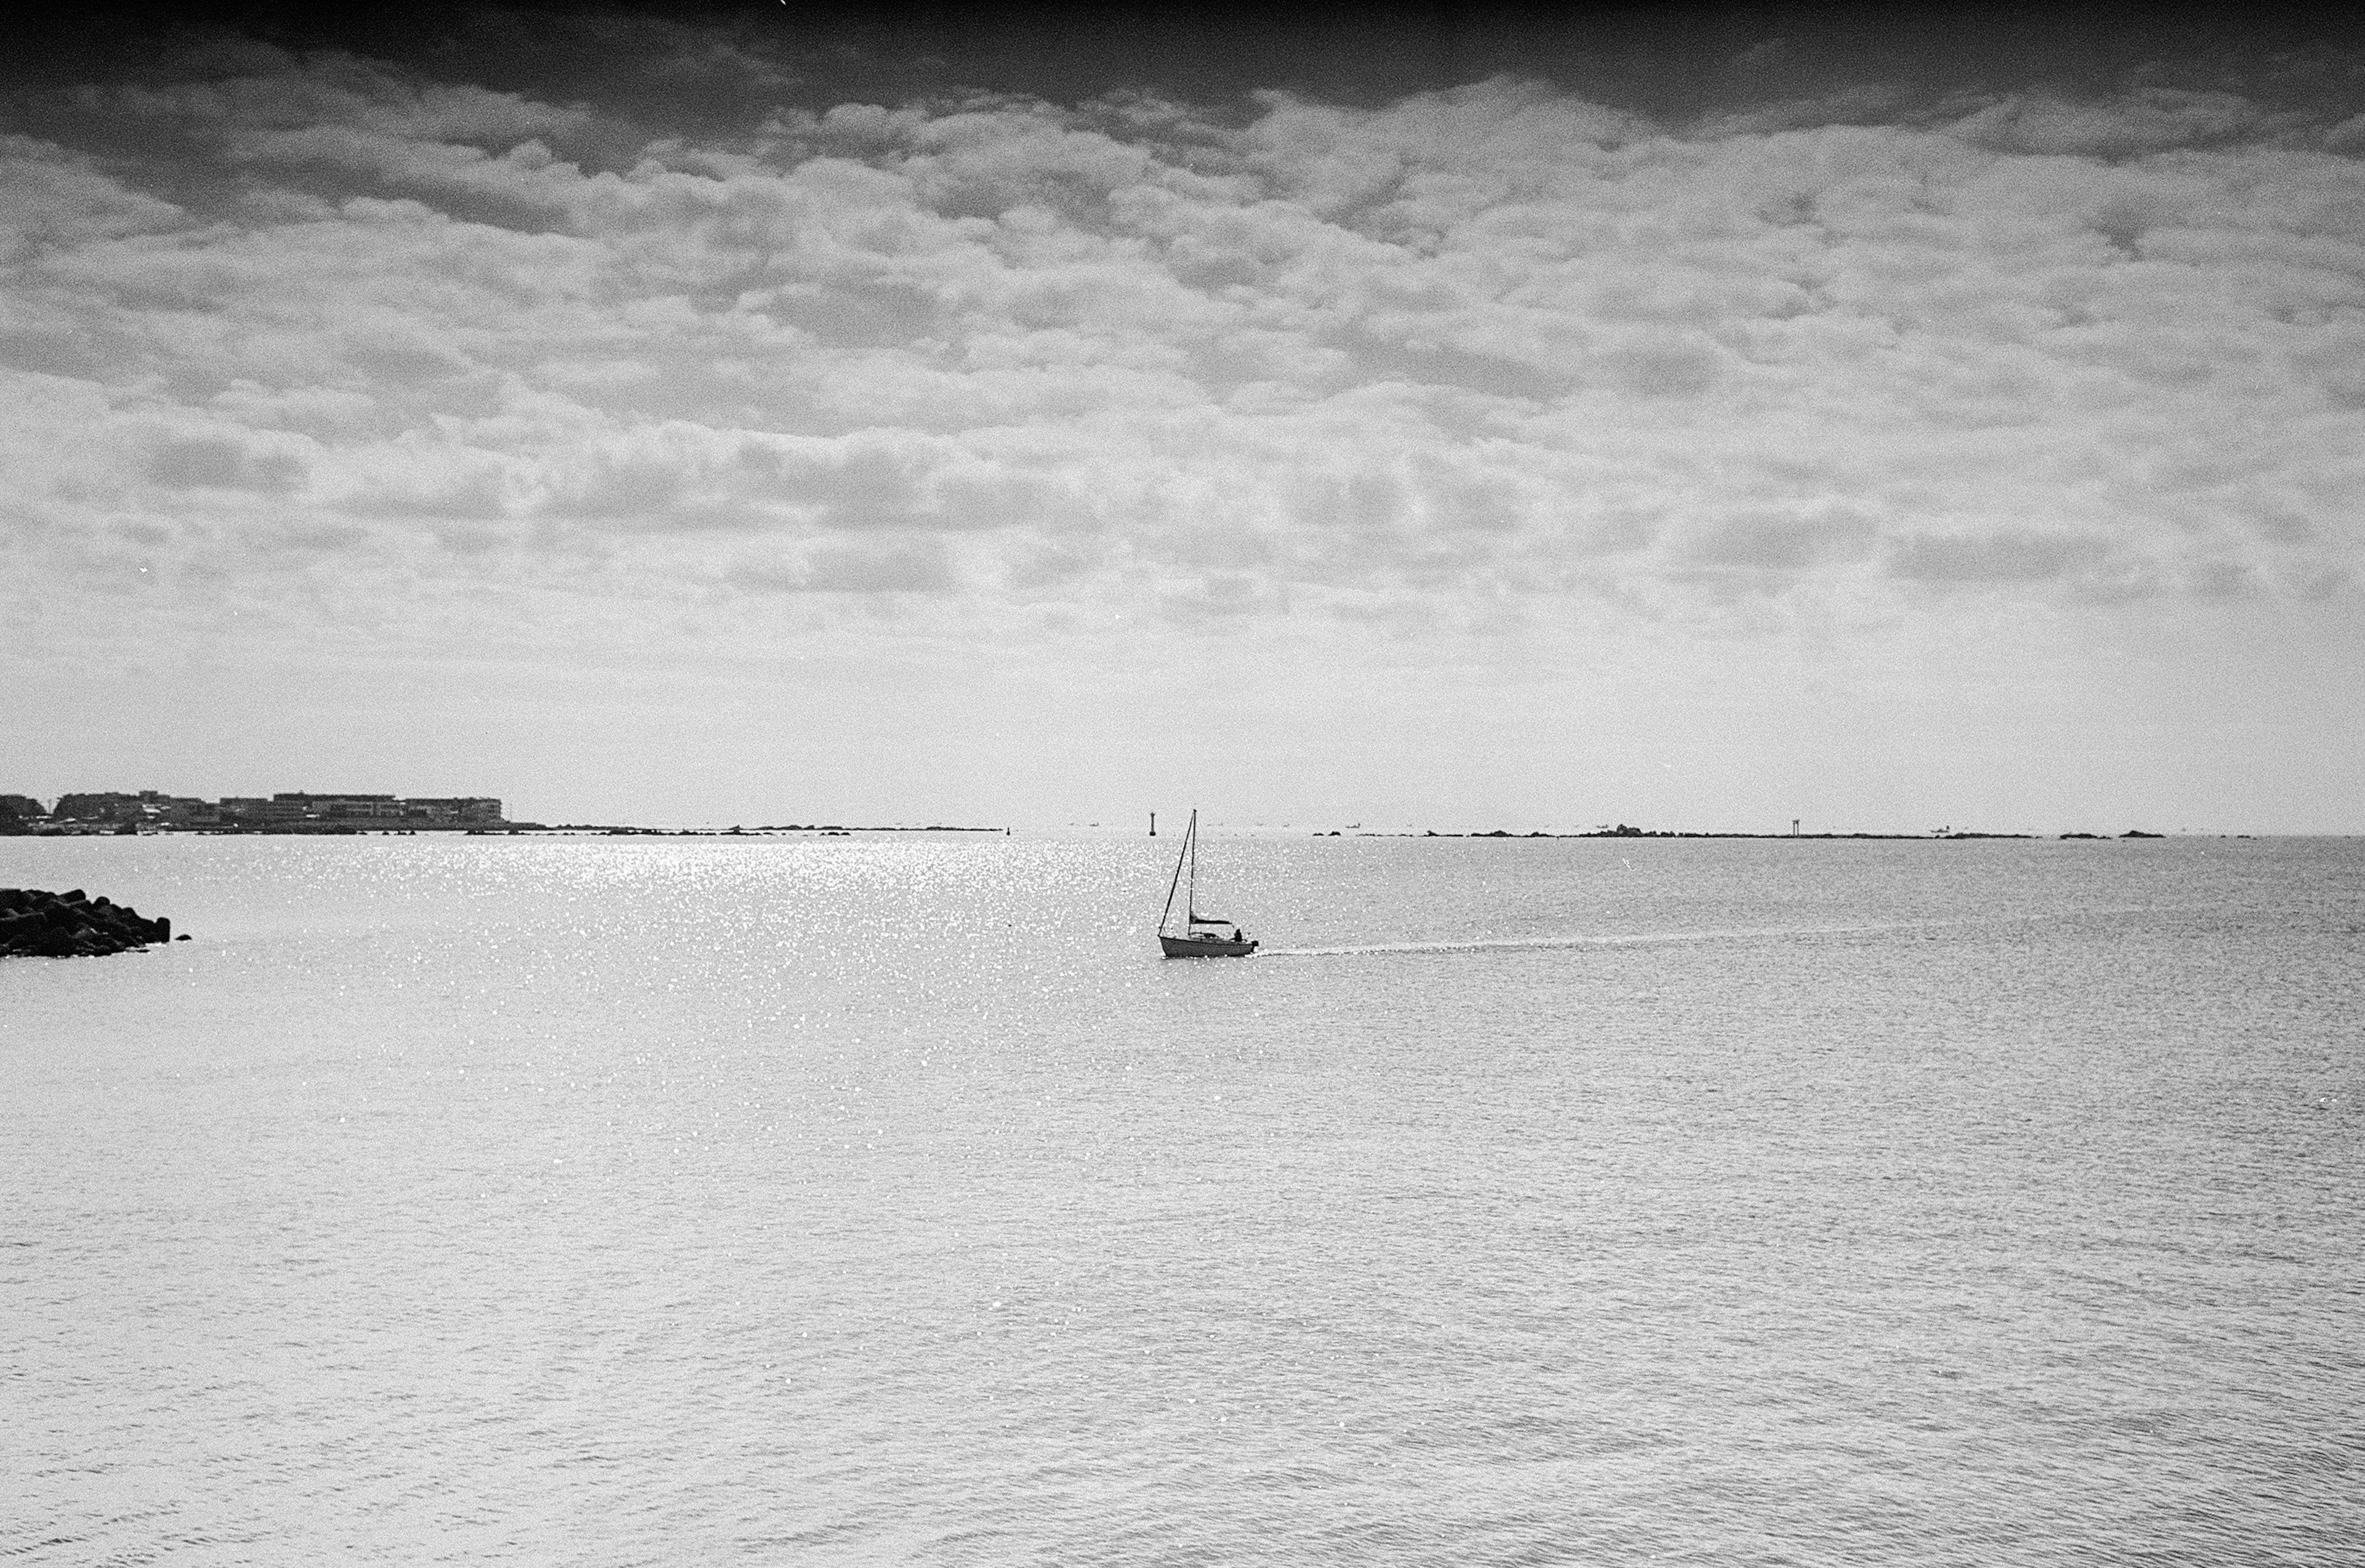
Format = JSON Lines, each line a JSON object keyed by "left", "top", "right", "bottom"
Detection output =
{"left": 6, "top": 31, "right": 2358, "bottom": 658}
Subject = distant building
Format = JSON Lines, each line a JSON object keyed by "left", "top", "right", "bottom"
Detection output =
{"left": 137, "top": 791, "right": 212, "bottom": 824}
{"left": 273, "top": 792, "right": 405, "bottom": 820}
{"left": 400, "top": 797, "right": 504, "bottom": 824}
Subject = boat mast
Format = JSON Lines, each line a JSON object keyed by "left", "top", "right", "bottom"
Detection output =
{"left": 1186, "top": 809, "right": 1199, "bottom": 924}
{"left": 1158, "top": 811, "right": 1189, "bottom": 934}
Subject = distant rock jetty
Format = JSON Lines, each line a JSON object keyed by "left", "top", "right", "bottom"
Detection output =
{"left": 0, "top": 888, "right": 179, "bottom": 958}
{"left": 1324, "top": 825, "right": 2177, "bottom": 841}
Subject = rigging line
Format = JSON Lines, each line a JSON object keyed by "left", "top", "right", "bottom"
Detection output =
{"left": 1157, "top": 810, "right": 1187, "bottom": 934}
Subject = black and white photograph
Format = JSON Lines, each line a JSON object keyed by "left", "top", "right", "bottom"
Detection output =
{"left": 5, "top": 1, "right": 2361, "bottom": 1561}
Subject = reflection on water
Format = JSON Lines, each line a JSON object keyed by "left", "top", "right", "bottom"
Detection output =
{"left": 4, "top": 835, "right": 2361, "bottom": 1564}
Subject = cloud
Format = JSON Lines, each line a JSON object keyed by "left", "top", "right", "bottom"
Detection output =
{"left": 73, "top": 54, "right": 594, "bottom": 150}
{"left": 1, "top": 39, "right": 2359, "bottom": 672}
{"left": 0, "top": 134, "right": 185, "bottom": 259}
{"left": 1691, "top": 507, "right": 1879, "bottom": 571}
{"left": 1944, "top": 89, "right": 2288, "bottom": 158}
{"left": 1604, "top": 335, "right": 1726, "bottom": 398}
{"left": 144, "top": 431, "right": 305, "bottom": 491}
{"left": 729, "top": 536, "right": 957, "bottom": 594}
{"left": 1696, "top": 85, "right": 1905, "bottom": 139}
{"left": 1886, "top": 529, "right": 2117, "bottom": 584}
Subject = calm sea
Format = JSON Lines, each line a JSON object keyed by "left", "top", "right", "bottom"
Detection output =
{"left": 4, "top": 834, "right": 2360, "bottom": 1566}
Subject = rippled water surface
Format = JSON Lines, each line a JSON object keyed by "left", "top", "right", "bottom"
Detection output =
{"left": 6, "top": 834, "right": 2361, "bottom": 1566}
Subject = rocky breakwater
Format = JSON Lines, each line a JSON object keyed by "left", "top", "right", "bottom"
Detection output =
{"left": 0, "top": 887, "right": 178, "bottom": 958}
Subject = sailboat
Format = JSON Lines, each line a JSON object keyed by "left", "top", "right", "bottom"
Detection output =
{"left": 1157, "top": 810, "right": 1258, "bottom": 958}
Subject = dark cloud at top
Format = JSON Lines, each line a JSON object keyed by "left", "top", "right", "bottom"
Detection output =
{"left": 13, "top": 0, "right": 2365, "bottom": 127}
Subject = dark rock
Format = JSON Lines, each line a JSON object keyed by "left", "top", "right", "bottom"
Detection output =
{"left": 0, "top": 886, "right": 179, "bottom": 958}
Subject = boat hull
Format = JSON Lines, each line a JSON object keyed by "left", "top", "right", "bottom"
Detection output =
{"left": 1160, "top": 934, "right": 1258, "bottom": 958}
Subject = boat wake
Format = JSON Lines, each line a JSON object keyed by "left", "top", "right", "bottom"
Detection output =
{"left": 1258, "top": 931, "right": 1750, "bottom": 959}
{"left": 1256, "top": 916, "right": 2018, "bottom": 960}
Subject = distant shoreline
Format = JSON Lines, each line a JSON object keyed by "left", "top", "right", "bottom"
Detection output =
{"left": 1334, "top": 829, "right": 2177, "bottom": 841}
{"left": 0, "top": 823, "right": 1011, "bottom": 838}
{"left": 4, "top": 824, "right": 2262, "bottom": 842}
{"left": 540, "top": 825, "right": 1011, "bottom": 837}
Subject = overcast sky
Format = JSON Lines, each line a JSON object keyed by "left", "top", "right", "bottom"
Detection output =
{"left": 5, "top": 2, "right": 2362, "bottom": 831}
